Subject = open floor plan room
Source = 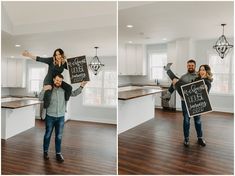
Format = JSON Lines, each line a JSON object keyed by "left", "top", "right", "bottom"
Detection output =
{"left": 118, "top": 109, "right": 234, "bottom": 175}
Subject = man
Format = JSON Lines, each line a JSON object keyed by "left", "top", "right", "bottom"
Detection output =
{"left": 172, "top": 59, "right": 206, "bottom": 147}
{"left": 39, "top": 74, "right": 87, "bottom": 162}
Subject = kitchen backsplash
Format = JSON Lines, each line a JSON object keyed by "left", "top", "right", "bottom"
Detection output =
{"left": 1, "top": 88, "right": 10, "bottom": 97}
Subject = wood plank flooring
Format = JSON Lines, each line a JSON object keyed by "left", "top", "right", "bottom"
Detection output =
{"left": 118, "top": 109, "right": 234, "bottom": 175}
{"left": 2, "top": 120, "right": 116, "bottom": 175}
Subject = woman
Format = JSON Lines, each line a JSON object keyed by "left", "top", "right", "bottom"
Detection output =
{"left": 162, "top": 63, "right": 213, "bottom": 99}
{"left": 22, "top": 48, "right": 72, "bottom": 108}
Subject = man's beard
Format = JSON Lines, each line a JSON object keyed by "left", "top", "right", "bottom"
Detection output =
{"left": 188, "top": 69, "right": 195, "bottom": 73}
{"left": 54, "top": 83, "right": 61, "bottom": 88}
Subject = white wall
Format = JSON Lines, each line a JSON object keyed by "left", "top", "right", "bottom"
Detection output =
{"left": 68, "top": 56, "right": 117, "bottom": 124}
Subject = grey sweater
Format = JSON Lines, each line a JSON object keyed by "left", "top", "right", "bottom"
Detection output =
{"left": 39, "top": 86, "right": 83, "bottom": 117}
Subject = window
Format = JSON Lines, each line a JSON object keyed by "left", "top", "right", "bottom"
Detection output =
{"left": 149, "top": 52, "right": 167, "bottom": 80}
{"left": 83, "top": 69, "right": 117, "bottom": 107}
{"left": 28, "top": 67, "right": 46, "bottom": 93}
{"left": 208, "top": 52, "right": 234, "bottom": 94}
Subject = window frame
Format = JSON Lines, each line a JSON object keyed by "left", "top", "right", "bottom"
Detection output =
{"left": 82, "top": 69, "right": 117, "bottom": 108}
{"left": 148, "top": 51, "right": 168, "bottom": 81}
{"left": 207, "top": 51, "right": 234, "bottom": 95}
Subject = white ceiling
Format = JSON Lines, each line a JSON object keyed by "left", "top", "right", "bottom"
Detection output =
{"left": 119, "top": 1, "right": 234, "bottom": 44}
{"left": 2, "top": 1, "right": 234, "bottom": 58}
{"left": 1, "top": 1, "right": 117, "bottom": 58}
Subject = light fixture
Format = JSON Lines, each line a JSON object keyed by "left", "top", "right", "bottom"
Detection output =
{"left": 15, "top": 44, "right": 21, "bottom": 47}
{"left": 126, "top": 25, "right": 133, "bottom": 28}
{"left": 213, "top": 24, "right": 233, "bottom": 59}
{"left": 89, "top": 47, "right": 104, "bottom": 75}
{"left": 128, "top": 41, "right": 133, "bottom": 44}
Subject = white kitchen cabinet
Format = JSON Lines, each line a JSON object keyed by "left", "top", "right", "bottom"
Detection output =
{"left": 16, "top": 59, "right": 26, "bottom": 87}
{"left": 118, "top": 44, "right": 126, "bottom": 75}
{"left": 1, "top": 57, "right": 8, "bottom": 87}
{"left": 5, "top": 58, "right": 26, "bottom": 88}
{"left": 118, "top": 44, "right": 146, "bottom": 75}
{"left": 136, "top": 44, "right": 146, "bottom": 75}
{"left": 126, "top": 44, "right": 136, "bottom": 75}
{"left": 7, "top": 59, "right": 17, "bottom": 87}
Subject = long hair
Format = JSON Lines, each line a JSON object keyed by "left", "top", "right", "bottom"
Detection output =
{"left": 197, "top": 64, "right": 213, "bottom": 81}
{"left": 53, "top": 48, "right": 66, "bottom": 65}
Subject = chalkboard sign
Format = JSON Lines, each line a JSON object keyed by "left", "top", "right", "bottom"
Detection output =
{"left": 67, "top": 56, "right": 90, "bottom": 84}
{"left": 181, "top": 79, "right": 212, "bottom": 117}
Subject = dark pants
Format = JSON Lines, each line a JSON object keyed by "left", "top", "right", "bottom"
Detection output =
{"left": 166, "top": 70, "right": 186, "bottom": 97}
{"left": 181, "top": 101, "right": 203, "bottom": 141}
{"left": 43, "top": 114, "right": 65, "bottom": 154}
{"left": 43, "top": 81, "right": 72, "bottom": 108}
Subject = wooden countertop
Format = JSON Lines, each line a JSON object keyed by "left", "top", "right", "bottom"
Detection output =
{"left": 1, "top": 99, "right": 42, "bottom": 109}
{"left": 118, "top": 88, "right": 164, "bottom": 100}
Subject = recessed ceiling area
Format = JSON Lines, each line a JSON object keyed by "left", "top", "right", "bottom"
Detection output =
{"left": 1, "top": 1, "right": 117, "bottom": 58}
{"left": 119, "top": 1, "right": 234, "bottom": 44}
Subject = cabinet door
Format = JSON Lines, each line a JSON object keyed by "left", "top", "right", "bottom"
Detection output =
{"left": 125, "top": 44, "right": 136, "bottom": 75}
{"left": 16, "top": 59, "right": 26, "bottom": 87}
{"left": 118, "top": 44, "right": 126, "bottom": 75}
{"left": 1, "top": 57, "right": 8, "bottom": 87}
{"left": 7, "top": 59, "right": 17, "bottom": 87}
{"left": 136, "top": 45, "right": 144, "bottom": 75}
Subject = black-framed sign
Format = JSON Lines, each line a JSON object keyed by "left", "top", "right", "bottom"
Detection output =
{"left": 67, "top": 55, "right": 90, "bottom": 84}
{"left": 181, "top": 79, "right": 212, "bottom": 117}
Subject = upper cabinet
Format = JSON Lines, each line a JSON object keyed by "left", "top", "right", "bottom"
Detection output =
{"left": 2, "top": 58, "right": 26, "bottom": 88}
{"left": 118, "top": 44, "right": 146, "bottom": 76}
{"left": 1, "top": 57, "right": 8, "bottom": 87}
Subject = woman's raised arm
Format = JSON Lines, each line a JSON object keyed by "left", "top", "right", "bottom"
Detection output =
{"left": 22, "top": 50, "right": 36, "bottom": 60}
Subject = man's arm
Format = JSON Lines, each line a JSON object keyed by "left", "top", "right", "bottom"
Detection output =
{"left": 71, "top": 81, "right": 88, "bottom": 97}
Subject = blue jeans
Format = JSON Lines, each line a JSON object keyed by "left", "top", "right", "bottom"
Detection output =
{"left": 181, "top": 101, "right": 203, "bottom": 141}
{"left": 43, "top": 114, "right": 65, "bottom": 154}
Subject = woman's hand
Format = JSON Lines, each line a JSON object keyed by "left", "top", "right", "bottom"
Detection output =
{"left": 172, "top": 78, "right": 179, "bottom": 86}
{"left": 43, "top": 85, "right": 52, "bottom": 91}
{"left": 80, "top": 81, "right": 88, "bottom": 88}
{"left": 22, "top": 50, "right": 36, "bottom": 60}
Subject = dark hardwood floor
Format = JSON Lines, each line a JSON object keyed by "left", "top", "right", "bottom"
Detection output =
{"left": 2, "top": 120, "right": 117, "bottom": 175}
{"left": 118, "top": 109, "right": 234, "bottom": 175}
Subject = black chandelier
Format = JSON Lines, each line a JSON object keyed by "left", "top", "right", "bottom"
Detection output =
{"left": 213, "top": 24, "right": 233, "bottom": 59}
{"left": 89, "top": 47, "right": 104, "bottom": 75}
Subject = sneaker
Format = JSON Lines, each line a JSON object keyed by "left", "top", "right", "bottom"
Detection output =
{"left": 163, "top": 63, "right": 173, "bottom": 71}
{"left": 198, "top": 138, "right": 206, "bottom": 147}
{"left": 56, "top": 153, "right": 64, "bottom": 162}
{"left": 43, "top": 152, "right": 49, "bottom": 160}
{"left": 184, "top": 140, "right": 189, "bottom": 147}
{"left": 161, "top": 91, "right": 171, "bottom": 101}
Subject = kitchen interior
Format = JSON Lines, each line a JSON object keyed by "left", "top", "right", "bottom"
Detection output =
{"left": 118, "top": 1, "right": 234, "bottom": 175}
{"left": 1, "top": 1, "right": 117, "bottom": 175}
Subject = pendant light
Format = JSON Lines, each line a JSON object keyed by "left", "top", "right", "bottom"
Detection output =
{"left": 89, "top": 47, "right": 104, "bottom": 75}
{"left": 213, "top": 24, "right": 233, "bottom": 59}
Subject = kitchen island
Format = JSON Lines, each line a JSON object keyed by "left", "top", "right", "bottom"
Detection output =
{"left": 118, "top": 87, "right": 164, "bottom": 134}
{"left": 1, "top": 99, "right": 41, "bottom": 139}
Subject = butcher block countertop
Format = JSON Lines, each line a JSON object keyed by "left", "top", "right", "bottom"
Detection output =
{"left": 118, "top": 88, "right": 164, "bottom": 100}
{"left": 1, "top": 99, "right": 42, "bottom": 109}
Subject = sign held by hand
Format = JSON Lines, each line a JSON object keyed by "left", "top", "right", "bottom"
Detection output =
{"left": 67, "top": 56, "right": 90, "bottom": 84}
{"left": 181, "top": 80, "right": 212, "bottom": 117}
